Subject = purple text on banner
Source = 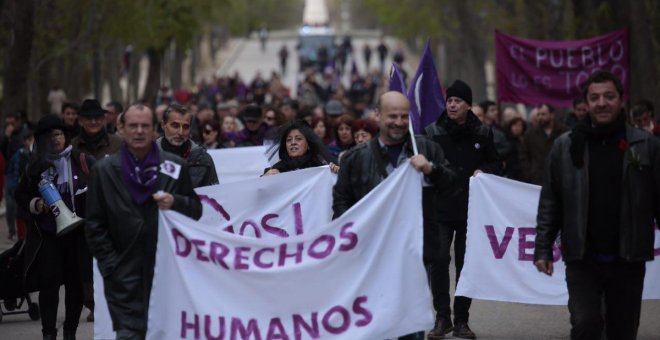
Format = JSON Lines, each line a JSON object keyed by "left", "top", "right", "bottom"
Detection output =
{"left": 495, "top": 28, "right": 629, "bottom": 108}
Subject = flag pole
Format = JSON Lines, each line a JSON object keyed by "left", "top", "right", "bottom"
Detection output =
{"left": 408, "top": 116, "right": 419, "bottom": 155}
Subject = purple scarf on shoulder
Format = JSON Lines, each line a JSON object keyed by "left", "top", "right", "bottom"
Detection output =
{"left": 121, "top": 142, "right": 160, "bottom": 205}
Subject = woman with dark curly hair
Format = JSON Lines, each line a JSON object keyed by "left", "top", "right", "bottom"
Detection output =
{"left": 263, "top": 121, "right": 338, "bottom": 175}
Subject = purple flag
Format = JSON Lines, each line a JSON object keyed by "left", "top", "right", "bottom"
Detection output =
{"left": 407, "top": 39, "right": 445, "bottom": 134}
{"left": 496, "top": 28, "right": 629, "bottom": 107}
{"left": 388, "top": 63, "right": 407, "bottom": 94}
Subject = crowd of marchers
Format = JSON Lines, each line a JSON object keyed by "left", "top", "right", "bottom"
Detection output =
{"left": 1, "top": 41, "right": 659, "bottom": 340}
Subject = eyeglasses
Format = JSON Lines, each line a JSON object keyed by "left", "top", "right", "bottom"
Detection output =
{"left": 81, "top": 116, "right": 102, "bottom": 122}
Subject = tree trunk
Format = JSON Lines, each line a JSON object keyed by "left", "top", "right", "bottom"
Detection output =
{"left": 1, "top": 0, "right": 35, "bottom": 118}
{"left": 143, "top": 47, "right": 162, "bottom": 103}
{"left": 65, "top": 52, "right": 85, "bottom": 103}
{"left": 190, "top": 35, "right": 201, "bottom": 85}
{"left": 628, "top": 0, "right": 657, "bottom": 109}
{"left": 171, "top": 40, "right": 184, "bottom": 90}
{"left": 105, "top": 43, "right": 123, "bottom": 103}
{"left": 571, "top": 0, "right": 598, "bottom": 38}
{"left": 27, "top": 57, "right": 51, "bottom": 122}
{"left": 128, "top": 47, "right": 140, "bottom": 103}
{"left": 453, "top": 0, "right": 487, "bottom": 102}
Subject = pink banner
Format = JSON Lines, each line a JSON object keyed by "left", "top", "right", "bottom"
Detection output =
{"left": 496, "top": 28, "right": 629, "bottom": 108}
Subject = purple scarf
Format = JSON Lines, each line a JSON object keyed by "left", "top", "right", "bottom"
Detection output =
{"left": 121, "top": 142, "right": 160, "bottom": 206}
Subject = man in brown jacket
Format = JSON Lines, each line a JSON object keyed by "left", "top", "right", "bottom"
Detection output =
{"left": 519, "top": 104, "right": 567, "bottom": 184}
{"left": 71, "top": 99, "right": 124, "bottom": 322}
{"left": 72, "top": 99, "right": 123, "bottom": 160}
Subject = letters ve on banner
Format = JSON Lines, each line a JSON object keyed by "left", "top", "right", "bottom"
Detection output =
{"left": 147, "top": 163, "right": 434, "bottom": 339}
{"left": 456, "top": 174, "right": 660, "bottom": 305}
{"left": 495, "top": 28, "right": 629, "bottom": 108}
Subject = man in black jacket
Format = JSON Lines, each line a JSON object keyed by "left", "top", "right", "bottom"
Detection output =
{"left": 156, "top": 103, "right": 219, "bottom": 188}
{"left": 86, "top": 104, "right": 203, "bottom": 339}
{"left": 534, "top": 71, "right": 660, "bottom": 340}
{"left": 333, "top": 91, "right": 455, "bottom": 340}
{"left": 425, "top": 80, "right": 502, "bottom": 339}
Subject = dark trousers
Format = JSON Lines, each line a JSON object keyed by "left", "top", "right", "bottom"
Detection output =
{"left": 427, "top": 220, "right": 471, "bottom": 323}
{"left": 38, "top": 233, "right": 84, "bottom": 336}
{"left": 5, "top": 185, "right": 16, "bottom": 237}
{"left": 116, "top": 329, "right": 146, "bottom": 340}
{"left": 565, "top": 259, "right": 645, "bottom": 340}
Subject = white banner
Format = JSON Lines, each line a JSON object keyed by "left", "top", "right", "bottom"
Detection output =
{"left": 195, "top": 166, "right": 336, "bottom": 238}
{"left": 147, "top": 163, "right": 434, "bottom": 339}
{"left": 94, "top": 166, "right": 336, "bottom": 339}
{"left": 456, "top": 174, "right": 660, "bottom": 305}
{"left": 208, "top": 146, "right": 270, "bottom": 184}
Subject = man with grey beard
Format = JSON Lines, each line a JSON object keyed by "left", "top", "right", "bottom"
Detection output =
{"left": 156, "top": 103, "right": 218, "bottom": 188}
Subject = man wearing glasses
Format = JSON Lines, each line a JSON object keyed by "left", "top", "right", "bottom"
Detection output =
{"left": 156, "top": 103, "right": 218, "bottom": 188}
{"left": 72, "top": 99, "right": 123, "bottom": 161}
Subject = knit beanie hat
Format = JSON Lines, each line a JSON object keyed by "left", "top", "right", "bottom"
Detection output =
{"left": 446, "top": 80, "right": 472, "bottom": 106}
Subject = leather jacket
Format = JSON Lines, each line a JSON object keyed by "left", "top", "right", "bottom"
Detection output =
{"left": 534, "top": 125, "right": 660, "bottom": 263}
{"left": 332, "top": 135, "right": 455, "bottom": 218}
{"left": 85, "top": 150, "right": 202, "bottom": 331}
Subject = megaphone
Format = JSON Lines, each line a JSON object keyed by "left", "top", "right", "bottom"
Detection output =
{"left": 38, "top": 179, "right": 84, "bottom": 236}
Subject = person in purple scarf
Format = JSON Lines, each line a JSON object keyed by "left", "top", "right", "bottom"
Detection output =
{"left": 85, "top": 104, "right": 202, "bottom": 339}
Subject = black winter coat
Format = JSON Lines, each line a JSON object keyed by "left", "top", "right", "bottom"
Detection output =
{"left": 425, "top": 111, "right": 502, "bottom": 222}
{"left": 332, "top": 135, "right": 456, "bottom": 262}
{"left": 15, "top": 149, "right": 95, "bottom": 292}
{"left": 85, "top": 150, "right": 202, "bottom": 332}
{"left": 534, "top": 125, "right": 660, "bottom": 263}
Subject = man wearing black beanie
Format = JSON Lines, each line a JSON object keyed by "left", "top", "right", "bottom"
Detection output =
{"left": 425, "top": 80, "right": 502, "bottom": 339}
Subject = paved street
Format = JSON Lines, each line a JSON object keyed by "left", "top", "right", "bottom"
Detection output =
{"left": 218, "top": 31, "right": 406, "bottom": 98}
